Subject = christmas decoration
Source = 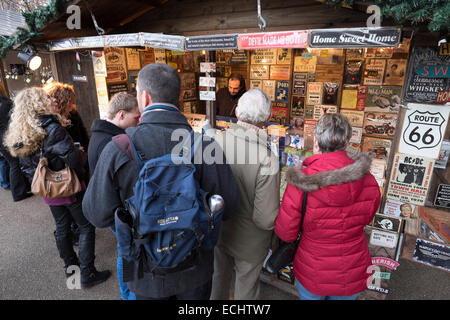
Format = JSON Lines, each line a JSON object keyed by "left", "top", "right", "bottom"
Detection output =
{"left": 323, "top": 0, "right": 450, "bottom": 32}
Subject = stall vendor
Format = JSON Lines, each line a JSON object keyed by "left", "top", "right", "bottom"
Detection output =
{"left": 216, "top": 73, "right": 246, "bottom": 117}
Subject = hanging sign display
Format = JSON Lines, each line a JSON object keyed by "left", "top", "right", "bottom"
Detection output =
{"left": 49, "top": 36, "right": 104, "bottom": 51}
{"left": 403, "top": 47, "right": 450, "bottom": 104}
{"left": 308, "top": 27, "right": 401, "bottom": 48}
{"left": 238, "top": 30, "right": 308, "bottom": 49}
{"left": 398, "top": 103, "right": 450, "bottom": 159}
{"left": 386, "top": 153, "right": 435, "bottom": 206}
{"left": 185, "top": 34, "right": 238, "bottom": 51}
{"left": 103, "top": 33, "right": 141, "bottom": 47}
{"left": 91, "top": 50, "right": 107, "bottom": 77}
{"left": 139, "top": 32, "right": 185, "bottom": 51}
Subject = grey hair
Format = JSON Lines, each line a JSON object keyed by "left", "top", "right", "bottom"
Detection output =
{"left": 107, "top": 92, "right": 138, "bottom": 120}
{"left": 314, "top": 113, "right": 352, "bottom": 153}
{"left": 137, "top": 63, "right": 180, "bottom": 106}
{"left": 235, "top": 88, "right": 271, "bottom": 124}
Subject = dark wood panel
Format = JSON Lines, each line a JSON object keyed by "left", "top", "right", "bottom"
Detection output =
{"left": 54, "top": 51, "right": 100, "bottom": 136}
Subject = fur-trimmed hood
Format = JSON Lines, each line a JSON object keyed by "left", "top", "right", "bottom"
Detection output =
{"left": 287, "top": 151, "right": 373, "bottom": 193}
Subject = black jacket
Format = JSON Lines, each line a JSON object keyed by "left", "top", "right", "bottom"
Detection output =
{"left": 19, "top": 115, "right": 84, "bottom": 184}
{"left": 66, "top": 110, "right": 90, "bottom": 150}
{"left": 216, "top": 86, "right": 246, "bottom": 117}
{"left": 0, "top": 94, "right": 13, "bottom": 140}
{"left": 82, "top": 105, "right": 240, "bottom": 298}
{"left": 87, "top": 119, "right": 124, "bottom": 174}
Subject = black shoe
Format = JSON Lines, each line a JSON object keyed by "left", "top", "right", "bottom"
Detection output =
{"left": 81, "top": 269, "right": 111, "bottom": 289}
{"left": 13, "top": 192, "right": 33, "bottom": 202}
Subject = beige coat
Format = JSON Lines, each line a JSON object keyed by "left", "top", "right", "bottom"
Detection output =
{"left": 214, "top": 121, "right": 280, "bottom": 263}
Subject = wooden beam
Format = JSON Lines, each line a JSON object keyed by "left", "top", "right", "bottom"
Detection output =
{"left": 118, "top": 6, "right": 156, "bottom": 26}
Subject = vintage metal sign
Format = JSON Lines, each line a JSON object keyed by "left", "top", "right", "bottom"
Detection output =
{"left": 139, "top": 32, "right": 185, "bottom": 51}
{"left": 399, "top": 103, "right": 450, "bottom": 159}
{"left": 309, "top": 27, "right": 401, "bottom": 48}
{"left": 238, "top": 30, "right": 308, "bottom": 49}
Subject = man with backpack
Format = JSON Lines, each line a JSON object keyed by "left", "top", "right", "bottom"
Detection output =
{"left": 82, "top": 63, "right": 240, "bottom": 300}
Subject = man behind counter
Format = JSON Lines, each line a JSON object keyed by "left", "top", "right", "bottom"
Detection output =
{"left": 216, "top": 73, "right": 246, "bottom": 117}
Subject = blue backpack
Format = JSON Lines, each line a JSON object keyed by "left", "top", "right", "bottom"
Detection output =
{"left": 113, "top": 131, "right": 224, "bottom": 280}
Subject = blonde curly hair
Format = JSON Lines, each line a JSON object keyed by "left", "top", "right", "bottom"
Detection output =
{"left": 42, "top": 81, "right": 75, "bottom": 125}
{"left": 3, "top": 87, "right": 64, "bottom": 158}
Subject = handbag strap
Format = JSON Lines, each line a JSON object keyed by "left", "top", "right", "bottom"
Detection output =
{"left": 296, "top": 192, "right": 308, "bottom": 241}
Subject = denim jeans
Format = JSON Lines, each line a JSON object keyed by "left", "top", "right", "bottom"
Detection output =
{"left": 296, "top": 279, "right": 360, "bottom": 300}
{"left": 0, "top": 156, "right": 10, "bottom": 189}
{"left": 111, "top": 229, "right": 136, "bottom": 300}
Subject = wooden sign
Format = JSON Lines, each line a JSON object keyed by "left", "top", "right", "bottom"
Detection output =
{"left": 249, "top": 79, "right": 262, "bottom": 89}
{"left": 277, "top": 49, "right": 292, "bottom": 64}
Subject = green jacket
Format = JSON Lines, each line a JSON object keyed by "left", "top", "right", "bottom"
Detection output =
{"left": 214, "top": 121, "right": 280, "bottom": 263}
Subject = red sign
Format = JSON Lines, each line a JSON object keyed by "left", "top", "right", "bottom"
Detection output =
{"left": 436, "top": 89, "right": 450, "bottom": 103}
{"left": 238, "top": 31, "right": 308, "bottom": 49}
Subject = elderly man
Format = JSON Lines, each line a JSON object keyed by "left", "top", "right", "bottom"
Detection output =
{"left": 215, "top": 73, "right": 246, "bottom": 117}
{"left": 210, "top": 88, "right": 280, "bottom": 300}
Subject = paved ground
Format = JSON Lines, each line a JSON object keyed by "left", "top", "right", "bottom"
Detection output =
{"left": 0, "top": 188, "right": 448, "bottom": 300}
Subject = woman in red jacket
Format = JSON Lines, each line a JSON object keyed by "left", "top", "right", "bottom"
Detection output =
{"left": 275, "top": 113, "right": 381, "bottom": 300}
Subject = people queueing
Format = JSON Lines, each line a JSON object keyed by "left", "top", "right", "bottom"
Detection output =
{"left": 210, "top": 89, "right": 280, "bottom": 300}
{"left": 82, "top": 63, "right": 240, "bottom": 300}
{"left": 275, "top": 113, "right": 381, "bottom": 300}
{"left": 88, "top": 92, "right": 140, "bottom": 300}
{"left": 3, "top": 87, "right": 111, "bottom": 289}
{"left": 0, "top": 92, "right": 33, "bottom": 201}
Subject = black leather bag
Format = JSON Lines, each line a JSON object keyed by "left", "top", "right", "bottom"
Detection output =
{"left": 265, "top": 192, "right": 308, "bottom": 274}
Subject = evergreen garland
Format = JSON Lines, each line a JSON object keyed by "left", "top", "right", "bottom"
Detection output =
{"left": 323, "top": 0, "right": 450, "bottom": 32}
{"left": 0, "top": 0, "right": 68, "bottom": 58}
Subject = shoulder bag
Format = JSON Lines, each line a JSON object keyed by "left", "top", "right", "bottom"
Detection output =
{"left": 265, "top": 192, "right": 308, "bottom": 274}
{"left": 31, "top": 149, "right": 82, "bottom": 198}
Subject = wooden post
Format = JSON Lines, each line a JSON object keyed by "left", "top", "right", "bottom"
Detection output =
{"left": 0, "top": 59, "right": 10, "bottom": 97}
{"left": 205, "top": 50, "right": 216, "bottom": 128}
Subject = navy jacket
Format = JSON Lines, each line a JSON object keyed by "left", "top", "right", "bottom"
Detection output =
{"left": 82, "top": 105, "right": 240, "bottom": 298}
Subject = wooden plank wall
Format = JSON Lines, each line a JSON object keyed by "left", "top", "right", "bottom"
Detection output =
{"left": 118, "top": 0, "right": 375, "bottom": 35}
{"left": 54, "top": 51, "right": 100, "bottom": 135}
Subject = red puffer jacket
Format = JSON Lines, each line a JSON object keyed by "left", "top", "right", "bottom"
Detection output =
{"left": 275, "top": 151, "right": 380, "bottom": 297}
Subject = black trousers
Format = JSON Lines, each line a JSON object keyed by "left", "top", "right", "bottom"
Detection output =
{"left": 135, "top": 280, "right": 212, "bottom": 300}
{"left": 0, "top": 146, "right": 30, "bottom": 201}
{"left": 49, "top": 196, "right": 96, "bottom": 275}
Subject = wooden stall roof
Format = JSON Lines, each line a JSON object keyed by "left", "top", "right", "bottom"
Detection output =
{"left": 31, "top": 0, "right": 169, "bottom": 43}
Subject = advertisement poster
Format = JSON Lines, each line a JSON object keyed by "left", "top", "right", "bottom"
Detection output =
{"left": 140, "top": 48, "right": 155, "bottom": 67}
{"left": 251, "top": 49, "right": 277, "bottom": 65}
{"left": 271, "top": 107, "right": 289, "bottom": 121}
{"left": 91, "top": 51, "right": 107, "bottom": 77}
{"left": 435, "top": 140, "right": 450, "bottom": 169}
{"left": 365, "top": 86, "right": 403, "bottom": 113}
{"left": 104, "top": 47, "right": 128, "bottom": 83}
{"left": 387, "top": 153, "right": 435, "bottom": 206}
{"left": 125, "top": 48, "right": 141, "bottom": 70}
{"left": 270, "top": 65, "right": 291, "bottom": 80}
{"left": 398, "top": 103, "right": 450, "bottom": 159}
{"left": 403, "top": 47, "right": 450, "bottom": 104}
{"left": 250, "top": 65, "right": 269, "bottom": 79}
{"left": 362, "top": 137, "right": 392, "bottom": 161}
{"left": 292, "top": 73, "right": 307, "bottom": 96}
{"left": 322, "top": 83, "right": 339, "bottom": 105}
{"left": 344, "top": 60, "right": 363, "bottom": 84}
{"left": 154, "top": 48, "right": 166, "bottom": 63}
{"left": 340, "top": 110, "right": 364, "bottom": 127}
{"left": 291, "top": 96, "right": 305, "bottom": 117}
{"left": 107, "top": 82, "right": 128, "bottom": 99}
{"left": 383, "top": 199, "right": 416, "bottom": 219}
{"left": 363, "top": 112, "right": 397, "bottom": 139}
{"left": 413, "top": 239, "right": 450, "bottom": 272}
{"left": 294, "top": 56, "right": 317, "bottom": 73}
{"left": 372, "top": 214, "right": 402, "bottom": 233}
{"left": 262, "top": 80, "right": 276, "bottom": 101}
{"left": 356, "top": 85, "right": 368, "bottom": 111}
{"left": 306, "top": 82, "right": 323, "bottom": 106}
{"left": 94, "top": 76, "right": 109, "bottom": 111}
{"left": 341, "top": 89, "right": 357, "bottom": 109}
{"left": 350, "top": 127, "right": 363, "bottom": 144}
{"left": 384, "top": 59, "right": 407, "bottom": 86}
{"left": 275, "top": 80, "right": 289, "bottom": 103}
{"left": 363, "top": 59, "right": 386, "bottom": 86}
{"left": 277, "top": 49, "right": 292, "bottom": 64}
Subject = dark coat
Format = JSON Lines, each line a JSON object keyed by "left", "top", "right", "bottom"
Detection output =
{"left": 19, "top": 115, "right": 85, "bottom": 184}
{"left": 216, "top": 87, "right": 246, "bottom": 117}
{"left": 0, "top": 94, "right": 13, "bottom": 140}
{"left": 87, "top": 119, "right": 124, "bottom": 174}
{"left": 82, "top": 105, "right": 240, "bottom": 298}
{"left": 66, "top": 110, "right": 90, "bottom": 150}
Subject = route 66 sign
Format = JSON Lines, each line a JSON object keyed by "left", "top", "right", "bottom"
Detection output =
{"left": 399, "top": 103, "right": 450, "bottom": 159}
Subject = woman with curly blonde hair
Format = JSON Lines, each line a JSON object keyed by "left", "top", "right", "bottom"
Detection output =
{"left": 4, "top": 87, "right": 110, "bottom": 288}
